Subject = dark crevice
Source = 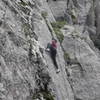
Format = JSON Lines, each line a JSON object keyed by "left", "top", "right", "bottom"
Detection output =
{"left": 89, "top": 1, "right": 100, "bottom": 50}
{"left": 0, "top": 20, "right": 3, "bottom": 26}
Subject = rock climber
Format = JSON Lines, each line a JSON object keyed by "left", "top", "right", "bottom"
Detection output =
{"left": 46, "top": 38, "right": 60, "bottom": 73}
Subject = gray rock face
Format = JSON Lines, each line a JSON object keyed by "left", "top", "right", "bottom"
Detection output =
{"left": 62, "top": 35, "right": 100, "bottom": 100}
{"left": 85, "top": 0, "right": 100, "bottom": 49}
{"left": 48, "top": 0, "right": 67, "bottom": 20}
{"left": 0, "top": 0, "right": 100, "bottom": 100}
{"left": 0, "top": 0, "right": 74, "bottom": 100}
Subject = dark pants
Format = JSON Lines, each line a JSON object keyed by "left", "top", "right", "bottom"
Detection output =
{"left": 50, "top": 46, "right": 58, "bottom": 69}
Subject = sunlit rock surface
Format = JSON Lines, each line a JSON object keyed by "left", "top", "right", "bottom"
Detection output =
{"left": 0, "top": 0, "right": 100, "bottom": 100}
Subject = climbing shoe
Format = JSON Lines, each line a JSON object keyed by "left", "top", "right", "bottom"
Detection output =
{"left": 56, "top": 69, "right": 60, "bottom": 73}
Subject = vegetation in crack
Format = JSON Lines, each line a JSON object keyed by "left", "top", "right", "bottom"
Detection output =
{"left": 18, "top": 2, "right": 31, "bottom": 15}
{"left": 71, "top": 9, "right": 77, "bottom": 24}
{"left": 22, "top": 23, "right": 38, "bottom": 40}
{"left": 18, "top": 0, "right": 28, "bottom": 6}
{"left": 64, "top": 52, "right": 71, "bottom": 65}
{"left": 18, "top": 0, "right": 35, "bottom": 16}
{"left": 51, "top": 20, "right": 66, "bottom": 43}
{"left": 41, "top": 11, "right": 48, "bottom": 19}
{"left": 22, "top": 23, "right": 31, "bottom": 36}
{"left": 33, "top": 90, "right": 54, "bottom": 100}
{"left": 51, "top": 21, "right": 66, "bottom": 29}
{"left": 90, "top": 34, "right": 100, "bottom": 50}
{"left": 18, "top": 0, "right": 34, "bottom": 8}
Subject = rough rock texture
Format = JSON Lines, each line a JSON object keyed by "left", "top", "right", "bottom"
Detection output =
{"left": 48, "top": 0, "right": 67, "bottom": 20}
{"left": 0, "top": 0, "right": 73, "bottom": 100}
{"left": 49, "top": 0, "right": 100, "bottom": 100}
{"left": 0, "top": 0, "right": 100, "bottom": 100}
{"left": 62, "top": 29, "right": 100, "bottom": 100}
{"left": 62, "top": 0, "right": 100, "bottom": 100}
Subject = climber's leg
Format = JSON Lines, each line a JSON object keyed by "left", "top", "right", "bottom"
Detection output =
{"left": 50, "top": 46, "right": 60, "bottom": 73}
{"left": 51, "top": 54, "right": 58, "bottom": 69}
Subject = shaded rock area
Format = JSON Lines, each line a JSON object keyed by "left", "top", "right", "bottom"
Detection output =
{"left": 0, "top": 0, "right": 100, "bottom": 100}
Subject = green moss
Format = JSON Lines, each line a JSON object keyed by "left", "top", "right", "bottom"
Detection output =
{"left": 18, "top": 1, "right": 31, "bottom": 15}
{"left": 18, "top": 1, "right": 34, "bottom": 8}
{"left": 64, "top": 52, "right": 72, "bottom": 65}
{"left": 33, "top": 91, "right": 54, "bottom": 100}
{"left": 41, "top": 11, "right": 48, "bottom": 19}
{"left": 72, "top": 15, "right": 77, "bottom": 24}
{"left": 53, "top": 28, "right": 64, "bottom": 43}
{"left": 28, "top": 1, "right": 34, "bottom": 8}
{"left": 18, "top": 1, "right": 28, "bottom": 6}
{"left": 22, "top": 23, "right": 31, "bottom": 36}
{"left": 71, "top": 14, "right": 76, "bottom": 20}
{"left": 51, "top": 21, "right": 66, "bottom": 29}
{"left": 42, "top": 91, "right": 54, "bottom": 100}
{"left": 33, "top": 93, "right": 40, "bottom": 99}
{"left": 51, "top": 21, "right": 66, "bottom": 43}
{"left": 64, "top": 52, "right": 70, "bottom": 61}
{"left": 71, "top": 9, "right": 77, "bottom": 24}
